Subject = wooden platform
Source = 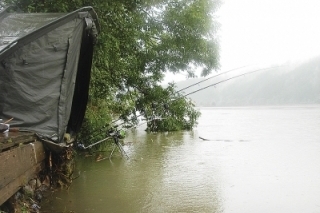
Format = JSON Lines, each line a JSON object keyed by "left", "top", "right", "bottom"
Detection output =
{"left": 0, "top": 131, "right": 36, "bottom": 152}
{"left": 0, "top": 132, "right": 46, "bottom": 205}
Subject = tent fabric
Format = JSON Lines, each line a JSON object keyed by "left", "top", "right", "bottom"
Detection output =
{"left": 0, "top": 7, "right": 98, "bottom": 142}
{"left": 0, "top": 13, "right": 65, "bottom": 52}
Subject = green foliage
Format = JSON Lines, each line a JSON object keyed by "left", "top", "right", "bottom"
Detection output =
{"left": 77, "top": 99, "right": 113, "bottom": 145}
{"left": 140, "top": 84, "right": 201, "bottom": 132}
{"left": 4, "top": 0, "right": 220, "bottom": 145}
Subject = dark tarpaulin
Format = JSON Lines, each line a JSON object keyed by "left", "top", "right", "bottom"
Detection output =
{"left": 0, "top": 7, "right": 98, "bottom": 143}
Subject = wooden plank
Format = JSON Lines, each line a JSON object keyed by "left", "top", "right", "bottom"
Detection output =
{"left": 0, "top": 141, "right": 46, "bottom": 205}
{"left": 0, "top": 132, "right": 36, "bottom": 151}
{"left": 0, "top": 161, "right": 44, "bottom": 205}
{"left": 0, "top": 141, "right": 45, "bottom": 188}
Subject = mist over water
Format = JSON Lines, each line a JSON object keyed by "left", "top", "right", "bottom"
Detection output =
{"left": 42, "top": 105, "right": 320, "bottom": 213}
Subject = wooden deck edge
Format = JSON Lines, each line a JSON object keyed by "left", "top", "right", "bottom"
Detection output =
{"left": 0, "top": 132, "right": 36, "bottom": 151}
{"left": 0, "top": 161, "right": 44, "bottom": 205}
{"left": 0, "top": 141, "right": 46, "bottom": 205}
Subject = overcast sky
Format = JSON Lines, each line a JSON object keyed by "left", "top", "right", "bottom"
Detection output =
{"left": 165, "top": 0, "right": 320, "bottom": 82}
{"left": 217, "top": 0, "right": 320, "bottom": 70}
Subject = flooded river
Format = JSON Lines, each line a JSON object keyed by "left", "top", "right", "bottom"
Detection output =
{"left": 42, "top": 106, "right": 320, "bottom": 213}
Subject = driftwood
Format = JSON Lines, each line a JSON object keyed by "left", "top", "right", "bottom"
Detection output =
{"left": 199, "top": 137, "right": 210, "bottom": 141}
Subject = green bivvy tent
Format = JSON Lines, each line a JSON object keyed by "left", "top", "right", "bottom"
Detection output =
{"left": 0, "top": 6, "right": 99, "bottom": 143}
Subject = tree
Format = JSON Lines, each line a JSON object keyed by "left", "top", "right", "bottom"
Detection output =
{"left": 4, "top": 0, "right": 220, "bottom": 144}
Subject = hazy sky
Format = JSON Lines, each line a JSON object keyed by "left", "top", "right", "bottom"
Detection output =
{"left": 165, "top": 0, "right": 320, "bottom": 82}
{"left": 217, "top": 0, "right": 320, "bottom": 70}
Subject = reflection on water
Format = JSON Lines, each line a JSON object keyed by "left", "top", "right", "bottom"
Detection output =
{"left": 42, "top": 106, "right": 320, "bottom": 213}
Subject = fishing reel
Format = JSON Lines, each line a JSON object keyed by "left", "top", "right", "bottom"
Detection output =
{"left": 106, "top": 125, "right": 129, "bottom": 159}
{"left": 106, "top": 125, "right": 126, "bottom": 139}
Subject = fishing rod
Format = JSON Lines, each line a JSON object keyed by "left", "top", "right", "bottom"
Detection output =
{"left": 83, "top": 65, "right": 279, "bottom": 145}
{"left": 176, "top": 65, "right": 248, "bottom": 93}
{"left": 78, "top": 136, "right": 111, "bottom": 150}
{"left": 78, "top": 116, "right": 168, "bottom": 159}
{"left": 82, "top": 117, "right": 125, "bottom": 141}
{"left": 83, "top": 65, "right": 249, "bottom": 139}
{"left": 181, "top": 65, "right": 279, "bottom": 97}
{"left": 102, "top": 66, "right": 261, "bottom": 129}
{"left": 79, "top": 116, "right": 167, "bottom": 150}
{"left": 85, "top": 118, "right": 167, "bottom": 159}
{"left": 77, "top": 124, "right": 129, "bottom": 159}
{"left": 121, "top": 65, "right": 279, "bottom": 125}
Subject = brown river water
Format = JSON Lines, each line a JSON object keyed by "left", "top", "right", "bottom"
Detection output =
{"left": 42, "top": 105, "right": 320, "bottom": 213}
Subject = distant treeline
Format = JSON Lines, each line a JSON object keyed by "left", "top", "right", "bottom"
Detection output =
{"left": 175, "top": 57, "right": 320, "bottom": 106}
